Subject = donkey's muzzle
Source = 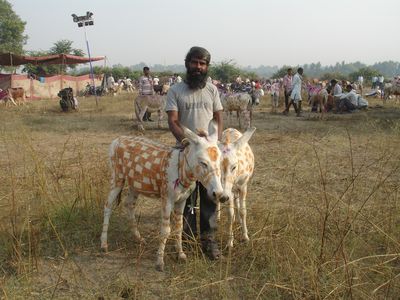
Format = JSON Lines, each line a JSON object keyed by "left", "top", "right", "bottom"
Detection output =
{"left": 213, "top": 192, "right": 229, "bottom": 203}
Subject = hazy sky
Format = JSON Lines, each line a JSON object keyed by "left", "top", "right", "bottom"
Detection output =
{"left": 8, "top": 0, "right": 400, "bottom": 68}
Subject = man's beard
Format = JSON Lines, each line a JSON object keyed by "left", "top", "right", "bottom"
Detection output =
{"left": 185, "top": 68, "right": 208, "bottom": 90}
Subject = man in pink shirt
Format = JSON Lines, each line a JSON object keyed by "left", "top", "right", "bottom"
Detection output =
{"left": 282, "top": 68, "right": 293, "bottom": 114}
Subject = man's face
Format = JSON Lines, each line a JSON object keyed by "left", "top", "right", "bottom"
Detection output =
{"left": 288, "top": 70, "right": 292, "bottom": 76}
{"left": 186, "top": 57, "right": 209, "bottom": 89}
{"left": 144, "top": 69, "right": 150, "bottom": 76}
{"left": 187, "top": 57, "right": 208, "bottom": 75}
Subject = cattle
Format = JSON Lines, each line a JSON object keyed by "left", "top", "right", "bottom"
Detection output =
{"left": 7, "top": 87, "right": 26, "bottom": 105}
{"left": 0, "top": 89, "right": 17, "bottom": 106}
{"left": 218, "top": 127, "right": 256, "bottom": 248}
{"left": 220, "top": 92, "right": 252, "bottom": 129}
{"left": 100, "top": 120, "right": 229, "bottom": 271}
{"left": 134, "top": 94, "right": 166, "bottom": 131}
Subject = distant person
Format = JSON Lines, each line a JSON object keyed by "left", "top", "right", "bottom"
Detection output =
{"left": 338, "top": 84, "right": 368, "bottom": 112}
{"left": 289, "top": 67, "right": 304, "bottom": 117}
{"left": 357, "top": 75, "right": 364, "bottom": 95}
{"left": 282, "top": 68, "right": 293, "bottom": 114}
{"left": 371, "top": 76, "right": 378, "bottom": 89}
{"left": 153, "top": 76, "right": 160, "bottom": 86}
{"left": 138, "top": 66, "right": 154, "bottom": 121}
{"left": 107, "top": 74, "right": 115, "bottom": 92}
{"left": 378, "top": 75, "right": 384, "bottom": 90}
{"left": 331, "top": 79, "right": 342, "bottom": 112}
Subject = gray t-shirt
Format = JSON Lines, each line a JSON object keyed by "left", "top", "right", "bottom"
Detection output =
{"left": 165, "top": 81, "right": 223, "bottom": 133}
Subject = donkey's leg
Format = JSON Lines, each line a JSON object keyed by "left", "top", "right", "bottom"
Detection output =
{"left": 136, "top": 104, "right": 148, "bottom": 131}
{"left": 227, "top": 199, "right": 235, "bottom": 248}
{"left": 101, "top": 186, "right": 123, "bottom": 252}
{"left": 238, "top": 185, "right": 249, "bottom": 242}
{"left": 157, "top": 109, "right": 163, "bottom": 129}
{"left": 125, "top": 187, "right": 145, "bottom": 243}
{"left": 173, "top": 199, "right": 187, "bottom": 261}
{"left": 156, "top": 198, "right": 173, "bottom": 271}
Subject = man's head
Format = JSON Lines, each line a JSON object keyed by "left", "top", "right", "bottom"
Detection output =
{"left": 297, "top": 67, "right": 304, "bottom": 75}
{"left": 287, "top": 68, "right": 292, "bottom": 75}
{"left": 331, "top": 79, "right": 338, "bottom": 86}
{"left": 184, "top": 46, "right": 211, "bottom": 90}
{"left": 143, "top": 66, "right": 150, "bottom": 76}
{"left": 345, "top": 84, "right": 353, "bottom": 92}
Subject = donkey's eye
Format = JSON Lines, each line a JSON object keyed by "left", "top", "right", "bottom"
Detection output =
{"left": 200, "top": 162, "right": 208, "bottom": 169}
{"left": 231, "top": 165, "right": 237, "bottom": 171}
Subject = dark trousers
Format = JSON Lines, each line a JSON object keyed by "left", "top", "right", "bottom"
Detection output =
{"left": 183, "top": 182, "right": 217, "bottom": 238}
{"left": 284, "top": 90, "right": 290, "bottom": 109}
{"left": 339, "top": 98, "right": 356, "bottom": 112}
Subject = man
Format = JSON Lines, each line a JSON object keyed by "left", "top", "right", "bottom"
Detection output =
{"left": 106, "top": 74, "right": 116, "bottom": 93}
{"left": 331, "top": 79, "right": 342, "bottom": 112}
{"left": 282, "top": 68, "right": 293, "bottom": 114}
{"left": 337, "top": 84, "right": 357, "bottom": 113}
{"left": 165, "top": 46, "right": 224, "bottom": 260}
{"left": 357, "top": 75, "right": 364, "bottom": 95}
{"left": 138, "top": 66, "right": 154, "bottom": 121}
{"left": 289, "top": 67, "right": 304, "bottom": 117}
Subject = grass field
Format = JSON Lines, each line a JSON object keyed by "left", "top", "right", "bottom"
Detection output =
{"left": 1, "top": 92, "right": 400, "bottom": 299}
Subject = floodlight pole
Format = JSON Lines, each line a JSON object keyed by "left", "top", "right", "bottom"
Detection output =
{"left": 82, "top": 23, "right": 99, "bottom": 106}
{"left": 72, "top": 12, "right": 98, "bottom": 106}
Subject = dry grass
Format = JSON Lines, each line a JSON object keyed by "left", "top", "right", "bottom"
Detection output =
{"left": 0, "top": 92, "right": 400, "bottom": 299}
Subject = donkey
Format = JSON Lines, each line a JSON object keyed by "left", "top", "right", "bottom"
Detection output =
{"left": 306, "top": 83, "right": 329, "bottom": 119}
{"left": 220, "top": 92, "right": 252, "bottom": 129}
{"left": 218, "top": 127, "right": 256, "bottom": 248}
{"left": 100, "top": 120, "right": 229, "bottom": 271}
{"left": 134, "top": 94, "right": 166, "bottom": 131}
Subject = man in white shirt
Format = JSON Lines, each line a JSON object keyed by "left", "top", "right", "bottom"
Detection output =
{"left": 372, "top": 76, "right": 378, "bottom": 89}
{"left": 331, "top": 79, "right": 342, "bottom": 112}
{"left": 378, "top": 75, "right": 384, "bottom": 91}
{"left": 357, "top": 75, "right": 364, "bottom": 95}
{"left": 107, "top": 74, "right": 115, "bottom": 92}
{"left": 338, "top": 84, "right": 365, "bottom": 113}
{"left": 290, "top": 67, "right": 304, "bottom": 117}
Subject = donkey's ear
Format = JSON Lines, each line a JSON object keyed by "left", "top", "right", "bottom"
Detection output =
{"left": 182, "top": 125, "right": 200, "bottom": 144}
{"left": 233, "top": 127, "right": 256, "bottom": 149}
{"left": 207, "top": 119, "right": 219, "bottom": 143}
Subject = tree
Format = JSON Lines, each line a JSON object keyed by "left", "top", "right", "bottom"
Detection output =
{"left": 0, "top": 0, "right": 27, "bottom": 71}
{"left": 0, "top": 0, "right": 27, "bottom": 54}
{"left": 348, "top": 67, "right": 380, "bottom": 83}
{"left": 209, "top": 60, "right": 258, "bottom": 83}
{"left": 272, "top": 65, "right": 295, "bottom": 79}
{"left": 49, "top": 39, "right": 84, "bottom": 57}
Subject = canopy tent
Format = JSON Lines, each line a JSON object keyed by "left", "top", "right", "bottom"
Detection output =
{"left": 0, "top": 52, "right": 105, "bottom": 66}
{"left": 0, "top": 52, "right": 105, "bottom": 100}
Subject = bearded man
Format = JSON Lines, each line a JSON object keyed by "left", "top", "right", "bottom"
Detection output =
{"left": 165, "top": 46, "right": 224, "bottom": 260}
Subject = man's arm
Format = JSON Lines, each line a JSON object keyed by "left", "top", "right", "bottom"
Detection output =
{"left": 213, "top": 110, "right": 223, "bottom": 140}
{"left": 167, "top": 110, "right": 184, "bottom": 142}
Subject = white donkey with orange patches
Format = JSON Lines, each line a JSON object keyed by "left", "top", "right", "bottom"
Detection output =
{"left": 218, "top": 127, "right": 256, "bottom": 248}
{"left": 100, "top": 120, "right": 229, "bottom": 271}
